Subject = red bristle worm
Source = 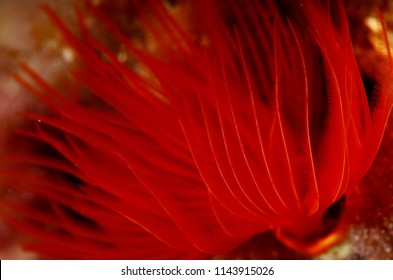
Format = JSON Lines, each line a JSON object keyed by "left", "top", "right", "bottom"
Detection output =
{"left": 1, "top": 0, "right": 392, "bottom": 259}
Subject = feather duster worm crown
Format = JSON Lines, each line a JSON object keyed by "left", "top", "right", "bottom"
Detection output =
{"left": 1, "top": 0, "right": 392, "bottom": 259}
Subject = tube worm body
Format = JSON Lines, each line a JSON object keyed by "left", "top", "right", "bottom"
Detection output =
{"left": 1, "top": 0, "right": 392, "bottom": 259}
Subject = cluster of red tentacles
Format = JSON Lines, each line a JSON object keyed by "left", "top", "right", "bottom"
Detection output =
{"left": 1, "top": 0, "right": 392, "bottom": 259}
